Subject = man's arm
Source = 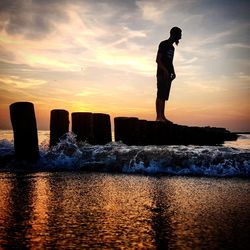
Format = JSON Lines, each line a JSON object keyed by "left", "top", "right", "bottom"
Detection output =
{"left": 171, "top": 64, "right": 176, "bottom": 80}
{"left": 156, "top": 52, "right": 169, "bottom": 80}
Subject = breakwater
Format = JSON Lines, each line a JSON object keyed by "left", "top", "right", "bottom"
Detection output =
{"left": 9, "top": 102, "right": 238, "bottom": 162}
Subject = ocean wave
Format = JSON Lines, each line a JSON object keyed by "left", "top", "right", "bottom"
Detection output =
{"left": 1, "top": 133, "right": 250, "bottom": 177}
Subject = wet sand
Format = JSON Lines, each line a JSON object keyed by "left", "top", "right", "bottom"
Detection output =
{"left": 0, "top": 172, "right": 249, "bottom": 249}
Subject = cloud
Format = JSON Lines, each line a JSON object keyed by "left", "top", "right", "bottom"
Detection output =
{"left": 136, "top": 0, "right": 167, "bottom": 24}
{"left": 0, "top": 0, "right": 140, "bottom": 39}
{"left": 225, "top": 43, "right": 250, "bottom": 49}
{"left": 0, "top": 0, "right": 249, "bottom": 131}
{"left": 0, "top": 0, "right": 70, "bottom": 39}
{"left": 0, "top": 75, "right": 46, "bottom": 88}
{"left": 200, "top": 30, "right": 233, "bottom": 45}
{"left": 0, "top": 45, "right": 16, "bottom": 61}
{"left": 0, "top": 0, "right": 155, "bottom": 76}
{"left": 75, "top": 87, "right": 105, "bottom": 97}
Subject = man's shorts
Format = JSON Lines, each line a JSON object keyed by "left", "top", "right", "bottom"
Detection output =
{"left": 157, "top": 76, "right": 172, "bottom": 100}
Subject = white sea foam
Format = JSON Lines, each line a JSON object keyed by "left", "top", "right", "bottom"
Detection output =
{"left": 0, "top": 139, "right": 14, "bottom": 156}
{"left": 0, "top": 132, "right": 250, "bottom": 177}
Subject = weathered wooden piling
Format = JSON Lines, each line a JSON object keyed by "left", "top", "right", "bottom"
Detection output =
{"left": 157, "top": 122, "right": 171, "bottom": 145}
{"left": 186, "top": 126, "right": 205, "bottom": 145}
{"left": 223, "top": 131, "right": 238, "bottom": 141}
{"left": 114, "top": 117, "right": 239, "bottom": 145}
{"left": 138, "top": 120, "right": 148, "bottom": 145}
{"left": 93, "top": 113, "right": 112, "bottom": 144}
{"left": 146, "top": 121, "right": 161, "bottom": 145}
{"left": 50, "top": 109, "right": 69, "bottom": 147}
{"left": 9, "top": 102, "right": 39, "bottom": 162}
{"left": 114, "top": 117, "right": 139, "bottom": 145}
{"left": 171, "top": 125, "right": 229, "bottom": 145}
{"left": 208, "top": 127, "right": 229, "bottom": 145}
{"left": 176, "top": 125, "right": 190, "bottom": 145}
{"left": 164, "top": 123, "right": 177, "bottom": 145}
{"left": 145, "top": 121, "right": 172, "bottom": 145}
{"left": 207, "top": 127, "right": 238, "bottom": 143}
{"left": 71, "top": 112, "right": 94, "bottom": 143}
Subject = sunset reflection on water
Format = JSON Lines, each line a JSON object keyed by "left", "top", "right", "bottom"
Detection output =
{"left": 0, "top": 172, "right": 249, "bottom": 249}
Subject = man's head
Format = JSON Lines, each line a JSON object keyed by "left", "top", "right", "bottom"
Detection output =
{"left": 170, "top": 27, "right": 182, "bottom": 45}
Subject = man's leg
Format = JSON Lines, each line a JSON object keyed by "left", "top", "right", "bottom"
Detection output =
{"left": 156, "top": 97, "right": 165, "bottom": 121}
{"left": 156, "top": 78, "right": 173, "bottom": 123}
{"left": 156, "top": 98, "right": 173, "bottom": 123}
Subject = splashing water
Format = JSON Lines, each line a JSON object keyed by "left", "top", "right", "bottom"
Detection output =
{"left": 0, "top": 132, "right": 249, "bottom": 177}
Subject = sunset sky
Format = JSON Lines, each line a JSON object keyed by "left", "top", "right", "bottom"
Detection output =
{"left": 0, "top": 0, "right": 249, "bottom": 131}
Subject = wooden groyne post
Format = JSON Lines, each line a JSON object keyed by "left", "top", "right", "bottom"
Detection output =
{"left": 9, "top": 102, "right": 39, "bottom": 162}
{"left": 50, "top": 109, "right": 69, "bottom": 147}
{"left": 71, "top": 112, "right": 94, "bottom": 143}
{"left": 114, "top": 117, "right": 139, "bottom": 145}
{"left": 93, "top": 113, "right": 112, "bottom": 144}
{"left": 138, "top": 119, "right": 147, "bottom": 145}
{"left": 114, "top": 117, "right": 238, "bottom": 146}
{"left": 9, "top": 101, "right": 239, "bottom": 152}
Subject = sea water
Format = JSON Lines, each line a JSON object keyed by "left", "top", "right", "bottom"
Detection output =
{"left": 0, "top": 130, "right": 249, "bottom": 249}
{"left": 0, "top": 130, "right": 249, "bottom": 177}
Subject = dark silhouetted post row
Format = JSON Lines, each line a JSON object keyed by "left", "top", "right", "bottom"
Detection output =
{"left": 93, "top": 113, "right": 112, "bottom": 144}
{"left": 71, "top": 112, "right": 94, "bottom": 143}
{"left": 50, "top": 109, "right": 69, "bottom": 147}
{"left": 9, "top": 101, "right": 238, "bottom": 160}
{"left": 9, "top": 102, "right": 39, "bottom": 162}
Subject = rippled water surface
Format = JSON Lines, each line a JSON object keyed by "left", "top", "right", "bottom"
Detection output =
{"left": 0, "top": 172, "right": 249, "bottom": 249}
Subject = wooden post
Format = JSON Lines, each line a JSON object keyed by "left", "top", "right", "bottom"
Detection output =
{"left": 146, "top": 122, "right": 178, "bottom": 145}
{"left": 146, "top": 121, "right": 162, "bottom": 145}
{"left": 177, "top": 125, "right": 189, "bottom": 145}
{"left": 50, "top": 109, "right": 69, "bottom": 147}
{"left": 157, "top": 122, "right": 170, "bottom": 145}
{"left": 138, "top": 119, "right": 147, "bottom": 145}
{"left": 114, "top": 117, "right": 139, "bottom": 145}
{"left": 205, "top": 127, "right": 225, "bottom": 145}
{"left": 71, "top": 112, "right": 94, "bottom": 143}
{"left": 93, "top": 113, "right": 112, "bottom": 144}
{"left": 9, "top": 102, "right": 39, "bottom": 162}
{"left": 164, "top": 123, "right": 176, "bottom": 145}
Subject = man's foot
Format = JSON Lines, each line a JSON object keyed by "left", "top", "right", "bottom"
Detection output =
{"left": 162, "top": 117, "right": 173, "bottom": 124}
{"left": 156, "top": 117, "right": 166, "bottom": 122}
{"left": 156, "top": 117, "right": 173, "bottom": 124}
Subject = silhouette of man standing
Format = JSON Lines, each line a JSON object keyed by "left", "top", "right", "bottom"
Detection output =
{"left": 156, "top": 27, "right": 182, "bottom": 123}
